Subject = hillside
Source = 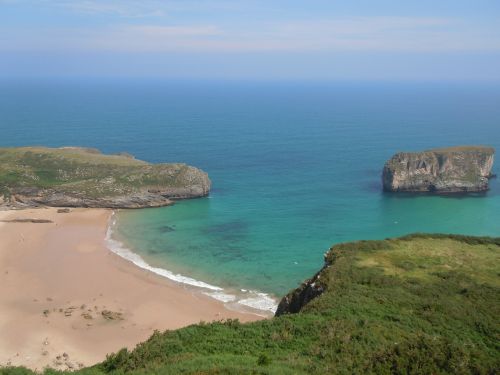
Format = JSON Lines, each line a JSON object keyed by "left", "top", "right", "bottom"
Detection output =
{"left": 0, "top": 147, "right": 211, "bottom": 208}
{"left": 2, "top": 234, "right": 498, "bottom": 374}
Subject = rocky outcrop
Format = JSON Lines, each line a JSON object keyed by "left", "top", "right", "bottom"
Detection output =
{"left": 0, "top": 218, "right": 53, "bottom": 223}
{"left": 275, "top": 269, "right": 326, "bottom": 316}
{"left": 382, "top": 146, "right": 495, "bottom": 193}
{"left": 7, "top": 190, "right": 176, "bottom": 209}
{"left": 0, "top": 147, "right": 211, "bottom": 209}
{"left": 275, "top": 251, "right": 334, "bottom": 316}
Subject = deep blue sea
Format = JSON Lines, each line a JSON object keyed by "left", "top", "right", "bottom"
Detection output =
{"left": 1, "top": 80, "right": 499, "bottom": 312}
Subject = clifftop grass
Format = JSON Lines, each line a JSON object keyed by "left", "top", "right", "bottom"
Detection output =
{"left": 424, "top": 146, "right": 495, "bottom": 154}
{"left": 0, "top": 147, "right": 208, "bottom": 201}
{"left": 2, "top": 234, "right": 498, "bottom": 374}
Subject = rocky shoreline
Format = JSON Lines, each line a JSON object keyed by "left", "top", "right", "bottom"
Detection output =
{"left": 0, "top": 147, "right": 211, "bottom": 210}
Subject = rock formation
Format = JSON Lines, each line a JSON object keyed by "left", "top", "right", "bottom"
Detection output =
{"left": 0, "top": 147, "right": 211, "bottom": 209}
{"left": 382, "top": 146, "right": 495, "bottom": 193}
{"left": 275, "top": 252, "right": 331, "bottom": 316}
{"left": 275, "top": 268, "right": 326, "bottom": 316}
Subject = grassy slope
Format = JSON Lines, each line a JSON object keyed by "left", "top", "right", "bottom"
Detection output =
{"left": 2, "top": 234, "right": 499, "bottom": 375}
{"left": 0, "top": 147, "right": 199, "bottom": 199}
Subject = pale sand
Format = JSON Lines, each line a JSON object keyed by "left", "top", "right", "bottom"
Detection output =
{"left": 0, "top": 208, "right": 263, "bottom": 371}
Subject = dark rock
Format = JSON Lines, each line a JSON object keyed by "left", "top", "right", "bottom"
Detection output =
{"left": 0, "top": 218, "right": 53, "bottom": 223}
{"left": 158, "top": 225, "right": 175, "bottom": 233}
{"left": 275, "top": 252, "right": 333, "bottom": 316}
{"left": 101, "top": 310, "right": 124, "bottom": 321}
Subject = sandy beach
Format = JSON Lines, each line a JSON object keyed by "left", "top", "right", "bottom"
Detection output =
{"left": 0, "top": 208, "right": 263, "bottom": 371}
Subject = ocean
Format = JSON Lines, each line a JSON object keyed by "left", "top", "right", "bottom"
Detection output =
{"left": 2, "top": 80, "right": 499, "bottom": 313}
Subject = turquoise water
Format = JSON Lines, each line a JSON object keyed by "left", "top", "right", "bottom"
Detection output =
{"left": 1, "top": 80, "right": 499, "bottom": 310}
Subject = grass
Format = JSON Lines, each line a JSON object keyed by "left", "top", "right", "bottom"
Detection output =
{"left": 425, "top": 146, "right": 495, "bottom": 154}
{"left": 1, "top": 234, "right": 498, "bottom": 374}
{"left": 0, "top": 147, "right": 207, "bottom": 200}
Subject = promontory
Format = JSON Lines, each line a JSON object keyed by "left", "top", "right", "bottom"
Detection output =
{"left": 382, "top": 146, "right": 495, "bottom": 193}
{"left": 0, "top": 146, "right": 211, "bottom": 209}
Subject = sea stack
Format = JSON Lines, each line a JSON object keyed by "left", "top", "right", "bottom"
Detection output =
{"left": 382, "top": 146, "right": 495, "bottom": 193}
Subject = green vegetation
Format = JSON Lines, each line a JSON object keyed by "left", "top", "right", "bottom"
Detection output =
{"left": 428, "top": 146, "right": 495, "bottom": 154}
{"left": 0, "top": 147, "right": 209, "bottom": 204}
{"left": 2, "top": 234, "right": 498, "bottom": 374}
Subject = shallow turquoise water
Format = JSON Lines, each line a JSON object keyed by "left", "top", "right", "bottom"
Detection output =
{"left": 1, "top": 80, "right": 499, "bottom": 309}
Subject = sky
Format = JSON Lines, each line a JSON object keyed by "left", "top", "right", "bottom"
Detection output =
{"left": 1, "top": 0, "right": 500, "bottom": 81}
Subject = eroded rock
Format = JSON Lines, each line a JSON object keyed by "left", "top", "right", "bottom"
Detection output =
{"left": 382, "top": 146, "right": 495, "bottom": 193}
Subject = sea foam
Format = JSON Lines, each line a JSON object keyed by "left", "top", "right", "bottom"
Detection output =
{"left": 106, "top": 213, "right": 222, "bottom": 291}
{"left": 238, "top": 292, "right": 278, "bottom": 313}
{"left": 203, "top": 292, "right": 237, "bottom": 303}
{"left": 105, "top": 212, "right": 278, "bottom": 314}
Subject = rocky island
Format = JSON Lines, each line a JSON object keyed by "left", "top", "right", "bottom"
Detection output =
{"left": 0, "top": 147, "right": 211, "bottom": 209}
{"left": 382, "top": 146, "right": 495, "bottom": 193}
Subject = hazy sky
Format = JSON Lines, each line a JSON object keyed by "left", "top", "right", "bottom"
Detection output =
{"left": 1, "top": 0, "right": 500, "bottom": 80}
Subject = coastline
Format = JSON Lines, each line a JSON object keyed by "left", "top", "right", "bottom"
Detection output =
{"left": 107, "top": 211, "right": 279, "bottom": 314}
{"left": 0, "top": 208, "right": 264, "bottom": 371}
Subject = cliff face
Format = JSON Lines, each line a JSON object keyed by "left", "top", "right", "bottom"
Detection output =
{"left": 0, "top": 147, "right": 211, "bottom": 209}
{"left": 275, "top": 250, "right": 334, "bottom": 316}
{"left": 382, "top": 146, "right": 495, "bottom": 193}
{"left": 275, "top": 268, "right": 326, "bottom": 316}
